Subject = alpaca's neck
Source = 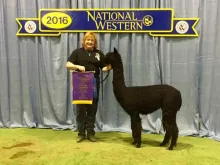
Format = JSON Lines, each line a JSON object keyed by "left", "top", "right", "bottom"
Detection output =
{"left": 113, "top": 69, "right": 125, "bottom": 86}
{"left": 112, "top": 59, "right": 126, "bottom": 89}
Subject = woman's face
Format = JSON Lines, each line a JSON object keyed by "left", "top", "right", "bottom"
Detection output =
{"left": 84, "top": 36, "right": 95, "bottom": 50}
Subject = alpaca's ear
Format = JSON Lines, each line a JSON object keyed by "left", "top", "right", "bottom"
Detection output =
{"left": 113, "top": 47, "right": 118, "bottom": 54}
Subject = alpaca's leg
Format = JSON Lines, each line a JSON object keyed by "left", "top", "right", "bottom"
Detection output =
{"left": 130, "top": 115, "right": 138, "bottom": 145}
{"left": 160, "top": 120, "right": 171, "bottom": 146}
{"left": 161, "top": 91, "right": 181, "bottom": 150}
{"left": 169, "top": 118, "right": 179, "bottom": 150}
{"left": 163, "top": 112, "right": 178, "bottom": 150}
{"left": 131, "top": 130, "right": 137, "bottom": 145}
{"left": 130, "top": 113, "right": 142, "bottom": 148}
{"left": 168, "top": 125, "right": 178, "bottom": 150}
{"left": 131, "top": 126, "right": 142, "bottom": 147}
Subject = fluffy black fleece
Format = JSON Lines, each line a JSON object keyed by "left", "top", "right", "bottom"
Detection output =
{"left": 105, "top": 48, "right": 182, "bottom": 150}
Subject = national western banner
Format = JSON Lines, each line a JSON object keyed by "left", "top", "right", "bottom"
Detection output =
{"left": 72, "top": 72, "right": 95, "bottom": 104}
{"left": 16, "top": 8, "right": 199, "bottom": 37}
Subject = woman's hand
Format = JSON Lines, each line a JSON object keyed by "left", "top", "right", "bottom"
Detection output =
{"left": 78, "top": 65, "right": 86, "bottom": 72}
{"left": 66, "top": 62, "right": 85, "bottom": 72}
{"left": 102, "top": 64, "right": 112, "bottom": 72}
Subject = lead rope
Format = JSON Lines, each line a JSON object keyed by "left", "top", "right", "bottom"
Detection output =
{"left": 74, "top": 69, "right": 110, "bottom": 84}
{"left": 97, "top": 70, "right": 110, "bottom": 84}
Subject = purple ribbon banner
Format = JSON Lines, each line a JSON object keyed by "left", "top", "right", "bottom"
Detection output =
{"left": 72, "top": 72, "right": 95, "bottom": 104}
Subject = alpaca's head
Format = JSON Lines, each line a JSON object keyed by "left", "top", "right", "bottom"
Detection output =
{"left": 105, "top": 47, "right": 121, "bottom": 66}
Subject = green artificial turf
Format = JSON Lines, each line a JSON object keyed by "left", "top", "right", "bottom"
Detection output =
{"left": 0, "top": 128, "right": 219, "bottom": 165}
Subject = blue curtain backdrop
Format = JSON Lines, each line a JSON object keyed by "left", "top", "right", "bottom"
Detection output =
{"left": 0, "top": 0, "right": 220, "bottom": 141}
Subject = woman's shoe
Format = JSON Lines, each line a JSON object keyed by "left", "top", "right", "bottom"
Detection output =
{"left": 76, "top": 136, "right": 85, "bottom": 143}
{"left": 88, "top": 135, "right": 97, "bottom": 142}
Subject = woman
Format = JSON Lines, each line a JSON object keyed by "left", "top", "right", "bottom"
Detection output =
{"left": 66, "top": 32, "right": 111, "bottom": 143}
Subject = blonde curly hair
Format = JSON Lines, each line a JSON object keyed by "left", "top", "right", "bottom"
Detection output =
{"left": 81, "top": 32, "right": 98, "bottom": 49}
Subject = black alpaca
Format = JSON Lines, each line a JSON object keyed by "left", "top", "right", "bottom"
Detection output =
{"left": 105, "top": 48, "right": 182, "bottom": 150}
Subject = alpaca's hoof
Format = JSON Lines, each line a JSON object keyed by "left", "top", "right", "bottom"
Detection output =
{"left": 160, "top": 142, "right": 167, "bottom": 146}
{"left": 168, "top": 146, "right": 173, "bottom": 150}
{"left": 136, "top": 143, "right": 141, "bottom": 148}
{"left": 132, "top": 141, "right": 137, "bottom": 145}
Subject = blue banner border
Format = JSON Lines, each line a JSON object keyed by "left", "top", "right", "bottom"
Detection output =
{"left": 38, "top": 8, "right": 174, "bottom": 33}
{"left": 16, "top": 18, "right": 61, "bottom": 36}
{"left": 16, "top": 8, "right": 199, "bottom": 37}
{"left": 149, "top": 18, "right": 199, "bottom": 37}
